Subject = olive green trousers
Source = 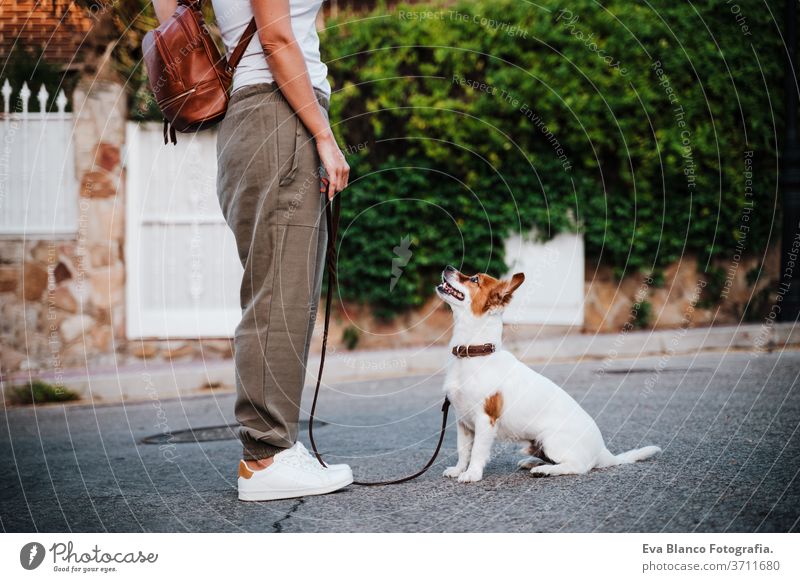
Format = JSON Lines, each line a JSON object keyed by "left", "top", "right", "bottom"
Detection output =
{"left": 216, "top": 82, "right": 330, "bottom": 460}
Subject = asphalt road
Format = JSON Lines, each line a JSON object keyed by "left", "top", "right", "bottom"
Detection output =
{"left": 1, "top": 350, "right": 798, "bottom": 532}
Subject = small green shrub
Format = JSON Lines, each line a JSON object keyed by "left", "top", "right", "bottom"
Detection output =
{"left": 342, "top": 325, "right": 361, "bottom": 350}
{"left": 746, "top": 266, "right": 761, "bottom": 288}
{"left": 8, "top": 381, "right": 80, "bottom": 405}
{"left": 648, "top": 270, "right": 666, "bottom": 289}
{"left": 633, "top": 300, "right": 653, "bottom": 330}
{"left": 741, "top": 285, "right": 775, "bottom": 322}
{"left": 699, "top": 265, "right": 727, "bottom": 309}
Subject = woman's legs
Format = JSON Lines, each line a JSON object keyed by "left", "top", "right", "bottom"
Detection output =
{"left": 217, "top": 83, "right": 330, "bottom": 461}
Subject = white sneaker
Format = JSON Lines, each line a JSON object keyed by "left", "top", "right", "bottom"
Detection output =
{"left": 238, "top": 442, "right": 353, "bottom": 502}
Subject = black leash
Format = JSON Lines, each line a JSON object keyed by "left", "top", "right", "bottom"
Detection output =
{"left": 307, "top": 185, "right": 451, "bottom": 486}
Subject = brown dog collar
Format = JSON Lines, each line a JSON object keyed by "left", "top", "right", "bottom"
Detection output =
{"left": 451, "top": 343, "right": 496, "bottom": 358}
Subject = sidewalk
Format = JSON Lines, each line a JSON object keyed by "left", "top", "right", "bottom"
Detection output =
{"left": 2, "top": 322, "right": 798, "bottom": 405}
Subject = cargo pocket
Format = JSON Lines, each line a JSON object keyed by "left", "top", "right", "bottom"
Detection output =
{"left": 271, "top": 224, "right": 321, "bottom": 319}
{"left": 278, "top": 113, "right": 303, "bottom": 187}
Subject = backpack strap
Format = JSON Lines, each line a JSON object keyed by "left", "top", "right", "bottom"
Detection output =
{"left": 226, "top": 18, "right": 258, "bottom": 74}
{"left": 175, "top": 0, "right": 255, "bottom": 72}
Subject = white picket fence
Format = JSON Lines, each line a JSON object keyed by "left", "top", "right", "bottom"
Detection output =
{"left": 0, "top": 80, "right": 78, "bottom": 236}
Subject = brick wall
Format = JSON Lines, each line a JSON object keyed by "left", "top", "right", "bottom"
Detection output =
{"left": 0, "top": 1, "right": 94, "bottom": 66}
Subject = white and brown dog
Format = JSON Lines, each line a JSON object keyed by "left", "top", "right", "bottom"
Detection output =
{"left": 436, "top": 265, "right": 661, "bottom": 482}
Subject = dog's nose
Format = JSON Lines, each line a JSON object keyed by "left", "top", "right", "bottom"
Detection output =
{"left": 445, "top": 265, "right": 456, "bottom": 273}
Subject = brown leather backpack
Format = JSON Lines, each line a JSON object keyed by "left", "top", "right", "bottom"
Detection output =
{"left": 142, "top": 0, "right": 256, "bottom": 144}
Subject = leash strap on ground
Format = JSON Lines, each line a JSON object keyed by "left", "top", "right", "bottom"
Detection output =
{"left": 307, "top": 186, "right": 451, "bottom": 486}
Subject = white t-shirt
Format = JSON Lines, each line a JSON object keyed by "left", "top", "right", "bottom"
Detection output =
{"left": 210, "top": 0, "right": 331, "bottom": 96}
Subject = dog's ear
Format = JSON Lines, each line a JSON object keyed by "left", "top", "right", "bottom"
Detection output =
{"left": 485, "top": 272, "right": 525, "bottom": 312}
{"left": 507, "top": 272, "right": 525, "bottom": 295}
{"left": 499, "top": 272, "right": 525, "bottom": 300}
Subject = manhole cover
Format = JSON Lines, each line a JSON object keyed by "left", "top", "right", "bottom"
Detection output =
{"left": 598, "top": 367, "right": 712, "bottom": 375}
{"left": 141, "top": 420, "right": 326, "bottom": 444}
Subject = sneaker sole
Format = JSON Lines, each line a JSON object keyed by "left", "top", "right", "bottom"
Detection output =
{"left": 238, "top": 474, "right": 354, "bottom": 502}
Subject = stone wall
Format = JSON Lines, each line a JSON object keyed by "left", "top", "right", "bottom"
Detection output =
{"left": 0, "top": 63, "right": 127, "bottom": 376}
{"left": 582, "top": 248, "right": 781, "bottom": 333}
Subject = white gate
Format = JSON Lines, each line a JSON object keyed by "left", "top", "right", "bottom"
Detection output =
{"left": 124, "top": 122, "right": 242, "bottom": 339}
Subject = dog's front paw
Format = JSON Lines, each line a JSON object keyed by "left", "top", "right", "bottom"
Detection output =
{"left": 443, "top": 466, "right": 465, "bottom": 478}
{"left": 457, "top": 468, "right": 483, "bottom": 483}
{"left": 529, "top": 466, "right": 552, "bottom": 477}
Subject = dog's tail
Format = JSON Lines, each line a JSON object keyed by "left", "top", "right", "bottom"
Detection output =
{"left": 598, "top": 445, "right": 661, "bottom": 467}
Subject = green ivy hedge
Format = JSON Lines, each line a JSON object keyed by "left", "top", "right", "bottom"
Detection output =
{"left": 320, "top": 0, "right": 783, "bottom": 317}
{"left": 120, "top": 0, "right": 783, "bottom": 318}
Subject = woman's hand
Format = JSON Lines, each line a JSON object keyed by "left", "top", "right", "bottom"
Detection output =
{"left": 316, "top": 132, "right": 350, "bottom": 200}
